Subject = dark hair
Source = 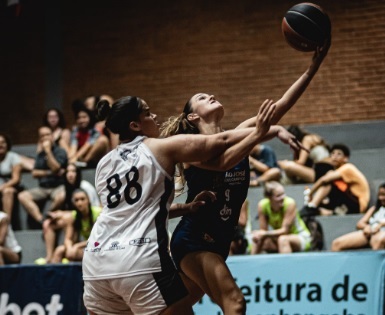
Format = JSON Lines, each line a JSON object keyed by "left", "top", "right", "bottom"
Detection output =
{"left": 330, "top": 143, "right": 350, "bottom": 157}
{"left": 73, "top": 104, "right": 97, "bottom": 129}
{"left": 375, "top": 182, "right": 385, "bottom": 210}
{"left": 72, "top": 188, "right": 94, "bottom": 240}
{"left": 0, "top": 133, "right": 12, "bottom": 151}
{"left": 96, "top": 96, "right": 144, "bottom": 141}
{"left": 42, "top": 108, "right": 66, "bottom": 129}
{"left": 287, "top": 125, "right": 308, "bottom": 142}
{"left": 64, "top": 163, "right": 82, "bottom": 210}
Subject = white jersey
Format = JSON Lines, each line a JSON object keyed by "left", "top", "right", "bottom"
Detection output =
{"left": 82, "top": 136, "right": 175, "bottom": 280}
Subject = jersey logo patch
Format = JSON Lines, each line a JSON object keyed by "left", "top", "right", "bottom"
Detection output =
{"left": 129, "top": 238, "right": 151, "bottom": 247}
{"left": 220, "top": 204, "right": 232, "bottom": 221}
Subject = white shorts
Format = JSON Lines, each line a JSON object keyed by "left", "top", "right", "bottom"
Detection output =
{"left": 83, "top": 267, "right": 188, "bottom": 315}
{"left": 298, "top": 232, "right": 312, "bottom": 251}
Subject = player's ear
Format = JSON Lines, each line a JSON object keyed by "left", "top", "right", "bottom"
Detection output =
{"left": 187, "top": 113, "right": 199, "bottom": 122}
{"left": 130, "top": 121, "right": 141, "bottom": 131}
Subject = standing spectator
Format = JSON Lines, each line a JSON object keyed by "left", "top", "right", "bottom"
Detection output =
{"left": 331, "top": 182, "right": 385, "bottom": 251}
{"left": 0, "top": 211, "right": 22, "bottom": 265}
{"left": 39, "top": 108, "right": 71, "bottom": 154}
{"left": 18, "top": 127, "right": 67, "bottom": 227}
{"left": 278, "top": 125, "right": 330, "bottom": 184}
{"left": 0, "top": 133, "right": 23, "bottom": 221}
{"left": 51, "top": 189, "right": 101, "bottom": 263}
{"left": 251, "top": 181, "right": 311, "bottom": 254}
{"left": 35, "top": 163, "right": 100, "bottom": 265}
{"left": 301, "top": 144, "right": 370, "bottom": 216}
{"left": 249, "top": 144, "right": 281, "bottom": 187}
{"left": 68, "top": 105, "right": 109, "bottom": 168}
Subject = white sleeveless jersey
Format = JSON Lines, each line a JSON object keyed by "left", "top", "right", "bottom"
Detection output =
{"left": 82, "top": 136, "right": 174, "bottom": 280}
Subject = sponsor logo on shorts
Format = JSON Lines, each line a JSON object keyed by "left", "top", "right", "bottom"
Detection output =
{"left": 129, "top": 238, "right": 151, "bottom": 247}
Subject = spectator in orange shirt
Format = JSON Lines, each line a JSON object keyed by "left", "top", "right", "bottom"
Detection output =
{"left": 300, "top": 144, "right": 370, "bottom": 216}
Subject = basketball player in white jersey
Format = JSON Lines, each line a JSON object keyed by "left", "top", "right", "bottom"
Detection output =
{"left": 82, "top": 95, "right": 291, "bottom": 315}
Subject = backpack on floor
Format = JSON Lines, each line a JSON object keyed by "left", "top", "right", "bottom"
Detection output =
{"left": 303, "top": 216, "right": 324, "bottom": 251}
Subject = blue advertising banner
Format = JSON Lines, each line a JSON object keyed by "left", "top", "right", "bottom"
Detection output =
{"left": 0, "top": 263, "right": 85, "bottom": 315}
{"left": 0, "top": 252, "right": 384, "bottom": 315}
{"left": 193, "top": 251, "right": 385, "bottom": 315}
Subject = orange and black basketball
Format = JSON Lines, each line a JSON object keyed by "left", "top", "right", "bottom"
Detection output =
{"left": 282, "top": 3, "right": 331, "bottom": 52}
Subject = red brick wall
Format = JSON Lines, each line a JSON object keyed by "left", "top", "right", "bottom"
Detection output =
{"left": 2, "top": 0, "right": 385, "bottom": 144}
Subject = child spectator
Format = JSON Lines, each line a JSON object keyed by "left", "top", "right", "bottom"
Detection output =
{"left": 331, "top": 182, "right": 385, "bottom": 251}
{"left": 300, "top": 144, "right": 370, "bottom": 216}
{"left": 251, "top": 181, "right": 311, "bottom": 254}
{"left": 0, "top": 211, "right": 22, "bottom": 265}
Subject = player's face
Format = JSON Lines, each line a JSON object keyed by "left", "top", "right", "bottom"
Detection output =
{"left": 73, "top": 192, "right": 90, "bottom": 213}
{"left": 189, "top": 93, "right": 224, "bottom": 120}
{"left": 137, "top": 102, "right": 160, "bottom": 138}
{"left": 378, "top": 187, "right": 385, "bottom": 207}
{"left": 330, "top": 149, "right": 347, "bottom": 167}
{"left": 270, "top": 185, "right": 285, "bottom": 210}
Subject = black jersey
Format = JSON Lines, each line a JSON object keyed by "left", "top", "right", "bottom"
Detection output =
{"left": 171, "top": 157, "right": 250, "bottom": 267}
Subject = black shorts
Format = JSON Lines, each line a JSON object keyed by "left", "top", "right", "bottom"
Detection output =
{"left": 323, "top": 184, "right": 360, "bottom": 214}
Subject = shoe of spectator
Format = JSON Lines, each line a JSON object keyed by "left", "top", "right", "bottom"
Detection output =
{"left": 300, "top": 205, "right": 320, "bottom": 217}
{"left": 35, "top": 257, "right": 47, "bottom": 265}
{"left": 62, "top": 258, "right": 69, "bottom": 264}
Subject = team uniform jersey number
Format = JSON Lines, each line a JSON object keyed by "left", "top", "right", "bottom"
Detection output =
{"left": 106, "top": 166, "right": 143, "bottom": 208}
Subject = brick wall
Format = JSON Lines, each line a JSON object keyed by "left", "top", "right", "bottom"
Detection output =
{"left": 2, "top": 0, "right": 385, "bottom": 144}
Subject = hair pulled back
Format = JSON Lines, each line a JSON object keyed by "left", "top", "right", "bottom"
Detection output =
{"left": 160, "top": 98, "right": 200, "bottom": 138}
{"left": 96, "top": 96, "right": 143, "bottom": 141}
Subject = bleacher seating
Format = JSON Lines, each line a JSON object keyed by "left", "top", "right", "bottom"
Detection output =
{"left": 9, "top": 120, "right": 385, "bottom": 264}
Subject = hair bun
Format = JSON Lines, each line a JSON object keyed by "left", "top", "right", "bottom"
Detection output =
{"left": 96, "top": 99, "right": 111, "bottom": 121}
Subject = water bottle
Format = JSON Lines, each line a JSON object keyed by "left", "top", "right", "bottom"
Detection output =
{"left": 303, "top": 187, "right": 310, "bottom": 206}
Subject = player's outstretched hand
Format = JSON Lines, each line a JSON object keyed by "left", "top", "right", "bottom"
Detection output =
{"left": 255, "top": 99, "right": 276, "bottom": 139}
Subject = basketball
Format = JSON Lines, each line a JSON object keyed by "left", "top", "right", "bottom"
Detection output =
{"left": 282, "top": 3, "right": 331, "bottom": 52}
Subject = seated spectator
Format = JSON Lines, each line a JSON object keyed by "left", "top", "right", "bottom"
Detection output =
{"left": 331, "top": 182, "right": 385, "bottom": 251}
{"left": 68, "top": 105, "right": 109, "bottom": 168}
{"left": 0, "top": 133, "right": 23, "bottom": 221}
{"left": 249, "top": 144, "right": 281, "bottom": 187}
{"left": 230, "top": 200, "right": 251, "bottom": 255}
{"left": 73, "top": 94, "right": 119, "bottom": 150}
{"left": 18, "top": 127, "right": 67, "bottom": 228}
{"left": 278, "top": 125, "right": 330, "bottom": 184}
{"left": 300, "top": 144, "right": 370, "bottom": 216}
{"left": 0, "top": 211, "right": 22, "bottom": 265}
{"left": 38, "top": 108, "right": 71, "bottom": 155}
{"left": 50, "top": 189, "right": 101, "bottom": 263}
{"left": 251, "top": 181, "right": 311, "bottom": 254}
{"left": 35, "top": 163, "right": 100, "bottom": 264}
